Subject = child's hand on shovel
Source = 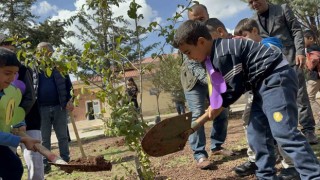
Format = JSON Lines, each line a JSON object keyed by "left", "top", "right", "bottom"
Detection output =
{"left": 207, "top": 106, "right": 225, "bottom": 120}
{"left": 20, "top": 136, "right": 41, "bottom": 152}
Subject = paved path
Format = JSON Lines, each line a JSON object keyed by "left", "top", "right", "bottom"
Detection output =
{"left": 51, "top": 96, "right": 247, "bottom": 144}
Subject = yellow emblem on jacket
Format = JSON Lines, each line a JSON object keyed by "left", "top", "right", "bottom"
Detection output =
{"left": 273, "top": 112, "right": 283, "bottom": 122}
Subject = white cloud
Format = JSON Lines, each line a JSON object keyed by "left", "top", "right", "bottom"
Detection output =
{"left": 175, "top": 0, "right": 249, "bottom": 23}
{"left": 48, "top": 0, "right": 159, "bottom": 50}
{"left": 49, "top": 1, "right": 86, "bottom": 50}
{"left": 31, "top": 1, "right": 58, "bottom": 16}
{"left": 202, "top": 0, "right": 249, "bottom": 19}
{"left": 110, "top": 0, "right": 161, "bottom": 29}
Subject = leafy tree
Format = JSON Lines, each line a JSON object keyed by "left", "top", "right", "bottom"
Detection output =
{"left": 0, "top": 0, "right": 37, "bottom": 36}
{"left": 150, "top": 54, "right": 185, "bottom": 116}
{"left": 151, "top": 54, "right": 184, "bottom": 93}
{"left": 27, "top": 19, "right": 69, "bottom": 48}
{"left": 66, "top": 0, "right": 158, "bottom": 66}
{"left": 14, "top": 0, "right": 194, "bottom": 179}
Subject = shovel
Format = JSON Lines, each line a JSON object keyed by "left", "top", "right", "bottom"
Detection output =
{"left": 14, "top": 131, "right": 67, "bottom": 165}
{"left": 68, "top": 112, "right": 86, "bottom": 158}
{"left": 50, "top": 112, "right": 112, "bottom": 173}
{"left": 15, "top": 123, "right": 112, "bottom": 173}
{"left": 141, "top": 112, "right": 209, "bottom": 157}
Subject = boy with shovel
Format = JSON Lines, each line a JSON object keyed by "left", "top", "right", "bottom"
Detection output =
{"left": 0, "top": 47, "right": 40, "bottom": 180}
{"left": 172, "top": 20, "right": 320, "bottom": 179}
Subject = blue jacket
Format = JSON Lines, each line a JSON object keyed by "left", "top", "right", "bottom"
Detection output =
{"left": 0, "top": 132, "right": 20, "bottom": 147}
{"left": 38, "top": 69, "right": 73, "bottom": 108}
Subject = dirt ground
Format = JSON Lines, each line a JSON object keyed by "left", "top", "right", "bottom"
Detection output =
{"left": 44, "top": 115, "right": 320, "bottom": 180}
{"left": 152, "top": 116, "right": 256, "bottom": 180}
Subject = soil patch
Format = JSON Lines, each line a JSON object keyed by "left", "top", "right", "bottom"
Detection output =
{"left": 55, "top": 155, "right": 112, "bottom": 173}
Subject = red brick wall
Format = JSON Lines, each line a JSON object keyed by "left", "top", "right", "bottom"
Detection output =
{"left": 72, "top": 88, "right": 102, "bottom": 121}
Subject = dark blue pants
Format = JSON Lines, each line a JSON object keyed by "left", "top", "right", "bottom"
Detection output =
{"left": 293, "top": 66, "right": 316, "bottom": 133}
{"left": 175, "top": 101, "right": 185, "bottom": 115}
{"left": 0, "top": 145, "right": 23, "bottom": 180}
{"left": 247, "top": 66, "right": 320, "bottom": 179}
{"left": 40, "top": 105, "right": 70, "bottom": 166}
{"left": 185, "top": 83, "right": 229, "bottom": 160}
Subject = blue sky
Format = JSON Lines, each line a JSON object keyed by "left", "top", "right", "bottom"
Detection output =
{"left": 31, "top": 0, "right": 254, "bottom": 55}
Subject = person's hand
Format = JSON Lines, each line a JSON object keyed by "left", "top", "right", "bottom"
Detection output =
{"left": 11, "top": 125, "right": 26, "bottom": 134}
{"left": 206, "top": 106, "right": 224, "bottom": 120}
{"left": 20, "top": 136, "right": 40, "bottom": 152}
{"left": 296, "top": 55, "right": 306, "bottom": 68}
{"left": 18, "top": 125, "right": 26, "bottom": 132}
{"left": 66, "top": 100, "right": 74, "bottom": 112}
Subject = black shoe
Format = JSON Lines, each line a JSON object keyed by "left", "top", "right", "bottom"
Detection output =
{"left": 278, "top": 167, "right": 300, "bottom": 180}
{"left": 304, "top": 131, "right": 318, "bottom": 145}
{"left": 234, "top": 161, "right": 257, "bottom": 177}
{"left": 44, "top": 164, "right": 51, "bottom": 174}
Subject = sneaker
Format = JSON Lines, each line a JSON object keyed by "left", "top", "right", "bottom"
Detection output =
{"left": 304, "top": 131, "right": 318, "bottom": 145}
{"left": 278, "top": 167, "right": 301, "bottom": 180}
{"left": 234, "top": 161, "right": 257, "bottom": 177}
{"left": 196, "top": 157, "right": 212, "bottom": 170}
{"left": 44, "top": 164, "right": 51, "bottom": 174}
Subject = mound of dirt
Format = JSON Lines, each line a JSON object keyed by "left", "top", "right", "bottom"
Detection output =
{"left": 56, "top": 155, "right": 112, "bottom": 173}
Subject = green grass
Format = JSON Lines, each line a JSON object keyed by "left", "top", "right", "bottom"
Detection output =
{"left": 164, "top": 155, "right": 191, "bottom": 168}
{"left": 22, "top": 142, "right": 136, "bottom": 180}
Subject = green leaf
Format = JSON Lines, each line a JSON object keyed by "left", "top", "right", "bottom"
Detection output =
{"left": 66, "top": 62, "right": 72, "bottom": 69}
{"left": 17, "top": 50, "right": 22, "bottom": 60}
{"left": 45, "top": 68, "right": 52, "bottom": 77}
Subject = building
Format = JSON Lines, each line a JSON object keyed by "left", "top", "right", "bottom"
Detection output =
{"left": 71, "top": 54, "right": 182, "bottom": 121}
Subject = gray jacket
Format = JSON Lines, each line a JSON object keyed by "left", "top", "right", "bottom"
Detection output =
{"left": 252, "top": 3, "right": 305, "bottom": 66}
{"left": 180, "top": 56, "right": 207, "bottom": 92}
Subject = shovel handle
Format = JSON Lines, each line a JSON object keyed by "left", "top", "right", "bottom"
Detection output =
{"left": 190, "top": 107, "right": 225, "bottom": 132}
{"left": 191, "top": 113, "right": 209, "bottom": 132}
{"left": 16, "top": 131, "right": 66, "bottom": 164}
{"left": 69, "top": 112, "right": 86, "bottom": 158}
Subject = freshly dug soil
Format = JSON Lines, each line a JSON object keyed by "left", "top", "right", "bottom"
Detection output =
{"left": 56, "top": 155, "right": 112, "bottom": 173}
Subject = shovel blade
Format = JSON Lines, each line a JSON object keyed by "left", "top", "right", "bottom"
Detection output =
{"left": 141, "top": 112, "right": 192, "bottom": 157}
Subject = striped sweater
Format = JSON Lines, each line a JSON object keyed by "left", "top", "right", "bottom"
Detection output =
{"left": 210, "top": 38, "right": 283, "bottom": 107}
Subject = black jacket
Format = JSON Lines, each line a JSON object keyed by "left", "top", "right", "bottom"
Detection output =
{"left": 18, "top": 66, "right": 40, "bottom": 130}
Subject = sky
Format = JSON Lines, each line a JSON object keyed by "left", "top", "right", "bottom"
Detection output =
{"left": 30, "top": 0, "right": 254, "bottom": 55}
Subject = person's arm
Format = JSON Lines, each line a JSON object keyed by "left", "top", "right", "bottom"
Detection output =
{"left": 185, "top": 57, "right": 207, "bottom": 85}
{"left": 65, "top": 74, "right": 74, "bottom": 111}
{"left": 282, "top": 4, "right": 305, "bottom": 67}
{"left": 0, "top": 131, "right": 21, "bottom": 147}
{"left": 207, "top": 106, "right": 225, "bottom": 120}
{"left": 20, "top": 69, "right": 36, "bottom": 114}
{"left": 65, "top": 74, "right": 73, "bottom": 102}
